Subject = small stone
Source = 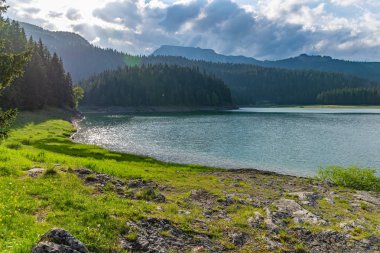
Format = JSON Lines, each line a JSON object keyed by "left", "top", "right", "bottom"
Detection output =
{"left": 179, "top": 210, "right": 191, "bottom": 215}
{"left": 28, "top": 168, "right": 45, "bottom": 178}
{"left": 229, "top": 232, "right": 248, "bottom": 247}
{"left": 248, "top": 212, "right": 264, "bottom": 228}
{"left": 192, "top": 246, "right": 205, "bottom": 252}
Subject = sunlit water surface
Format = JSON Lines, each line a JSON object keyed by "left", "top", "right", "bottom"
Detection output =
{"left": 74, "top": 108, "right": 380, "bottom": 176}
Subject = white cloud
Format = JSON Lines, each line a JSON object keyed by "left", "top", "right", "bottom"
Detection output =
{"left": 5, "top": 0, "right": 380, "bottom": 61}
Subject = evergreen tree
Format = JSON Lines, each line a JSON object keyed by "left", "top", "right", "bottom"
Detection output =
{"left": 0, "top": 0, "right": 30, "bottom": 138}
{"left": 1, "top": 35, "right": 75, "bottom": 111}
{"left": 80, "top": 64, "right": 233, "bottom": 107}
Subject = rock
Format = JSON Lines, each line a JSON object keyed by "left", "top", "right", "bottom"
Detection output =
{"left": 288, "top": 192, "right": 319, "bottom": 206}
{"left": 339, "top": 220, "right": 365, "bottom": 232}
{"left": 178, "top": 210, "right": 191, "bottom": 215}
{"left": 72, "top": 169, "right": 166, "bottom": 202}
{"left": 273, "top": 198, "right": 327, "bottom": 225}
{"left": 264, "top": 208, "right": 279, "bottom": 232}
{"left": 120, "top": 218, "right": 221, "bottom": 252}
{"left": 32, "top": 228, "right": 89, "bottom": 253}
{"left": 263, "top": 237, "right": 282, "bottom": 251}
{"left": 187, "top": 189, "right": 216, "bottom": 210}
{"left": 192, "top": 246, "right": 205, "bottom": 252}
{"left": 229, "top": 232, "right": 248, "bottom": 247}
{"left": 354, "top": 191, "right": 380, "bottom": 205}
{"left": 247, "top": 211, "right": 264, "bottom": 228}
{"left": 294, "top": 228, "right": 380, "bottom": 253}
{"left": 28, "top": 168, "right": 45, "bottom": 178}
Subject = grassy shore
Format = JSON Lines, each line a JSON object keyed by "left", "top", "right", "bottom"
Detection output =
{"left": 0, "top": 110, "right": 379, "bottom": 252}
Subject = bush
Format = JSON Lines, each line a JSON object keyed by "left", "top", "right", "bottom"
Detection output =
{"left": 317, "top": 166, "right": 380, "bottom": 192}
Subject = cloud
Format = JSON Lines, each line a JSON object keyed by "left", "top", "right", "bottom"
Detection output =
{"left": 5, "top": 0, "right": 380, "bottom": 61}
{"left": 23, "top": 7, "right": 41, "bottom": 14}
{"left": 92, "top": 1, "right": 141, "bottom": 29}
{"left": 66, "top": 8, "right": 82, "bottom": 21}
{"left": 159, "top": 0, "right": 204, "bottom": 31}
{"left": 48, "top": 11, "right": 63, "bottom": 18}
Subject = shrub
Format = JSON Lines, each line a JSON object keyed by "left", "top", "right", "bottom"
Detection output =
{"left": 317, "top": 166, "right": 380, "bottom": 192}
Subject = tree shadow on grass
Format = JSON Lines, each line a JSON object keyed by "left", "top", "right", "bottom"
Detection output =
{"left": 31, "top": 136, "right": 216, "bottom": 172}
{"left": 31, "top": 136, "right": 156, "bottom": 163}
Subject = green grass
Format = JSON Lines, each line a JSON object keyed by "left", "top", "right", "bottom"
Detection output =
{"left": 0, "top": 111, "right": 221, "bottom": 252}
{"left": 317, "top": 166, "right": 380, "bottom": 192}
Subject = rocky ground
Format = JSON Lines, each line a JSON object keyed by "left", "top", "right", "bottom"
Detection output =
{"left": 29, "top": 168, "right": 380, "bottom": 253}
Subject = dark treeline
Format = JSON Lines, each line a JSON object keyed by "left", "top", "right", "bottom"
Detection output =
{"left": 0, "top": 21, "right": 74, "bottom": 110}
{"left": 80, "top": 64, "right": 233, "bottom": 107}
{"left": 317, "top": 87, "right": 380, "bottom": 105}
{"left": 143, "top": 56, "right": 376, "bottom": 105}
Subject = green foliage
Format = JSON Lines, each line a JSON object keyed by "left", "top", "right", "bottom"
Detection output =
{"left": 0, "top": 108, "right": 16, "bottom": 139}
{"left": 317, "top": 166, "right": 380, "bottom": 192}
{"left": 317, "top": 87, "right": 380, "bottom": 105}
{"left": 80, "top": 64, "right": 233, "bottom": 107}
{"left": 0, "top": 2, "right": 30, "bottom": 139}
{"left": 73, "top": 86, "right": 84, "bottom": 109}
{"left": 1, "top": 39, "right": 74, "bottom": 110}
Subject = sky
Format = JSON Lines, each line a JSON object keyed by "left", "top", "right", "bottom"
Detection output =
{"left": 5, "top": 0, "right": 380, "bottom": 61}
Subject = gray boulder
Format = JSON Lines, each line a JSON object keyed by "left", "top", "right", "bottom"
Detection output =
{"left": 32, "top": 228, "right": 89, "bottom": 253}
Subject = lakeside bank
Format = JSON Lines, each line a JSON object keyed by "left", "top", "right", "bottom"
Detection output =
{"left": 0, "top": 110, "right": 379, "bottom": 252}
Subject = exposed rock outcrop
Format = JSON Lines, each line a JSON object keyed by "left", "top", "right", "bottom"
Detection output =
{"left": 31, "top": 228, "right": 89, "bottom": 253}
{"left": 119, "top": 218, "right": 221, "bottom": 253}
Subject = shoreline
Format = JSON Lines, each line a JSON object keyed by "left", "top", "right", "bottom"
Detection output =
{"left": 70, "top": 113, "right": 309, "bottom": 179}
{"left": 79, "top": 105, "right": 239, "bottom": 114}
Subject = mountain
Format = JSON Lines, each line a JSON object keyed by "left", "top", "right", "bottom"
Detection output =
{"left": 153, "top": 46, "right": 380, "bottom": 82}
{"left": 19, "top": 22, "right": 139, "bottom": 82}
{"left": 153, "top": 45, "right": 261, "bottom": 65}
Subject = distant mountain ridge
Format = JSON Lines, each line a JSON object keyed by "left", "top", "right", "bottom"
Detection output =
{"left": 153, "top": 45, "right": 261, "bottom": 65}
{"left": 153, "top": 46, "right": 380, "bottom": 82}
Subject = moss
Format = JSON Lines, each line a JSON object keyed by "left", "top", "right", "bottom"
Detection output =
{"left": 124, "top": 232, "right": 138, "bottom": 242}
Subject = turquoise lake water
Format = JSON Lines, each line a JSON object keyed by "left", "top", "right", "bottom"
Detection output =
{"left": 75, "top": 108, "right": 380, "bottom": 176}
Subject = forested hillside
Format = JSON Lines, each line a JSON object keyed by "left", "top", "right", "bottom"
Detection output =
{"left": 153, "top": 46, "right": 380, "bottom": 82}
{"left": 0, "top": 21, "right": 74, "bottom": 110}
{"left": 80, "top": 65, "right": 233, "bottom": 107}
{"left": 20, "top": 22, "right": 139, "bottom": 82}
{"left": 144, "top": 56, "right": 376, "bottom": 105}
{"left": 317, "top": 87, "right": 380, "bottom": 105}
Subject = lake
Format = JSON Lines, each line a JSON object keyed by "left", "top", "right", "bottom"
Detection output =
{"left": 74, "top": 107, "right": 380, "bottom": 176}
